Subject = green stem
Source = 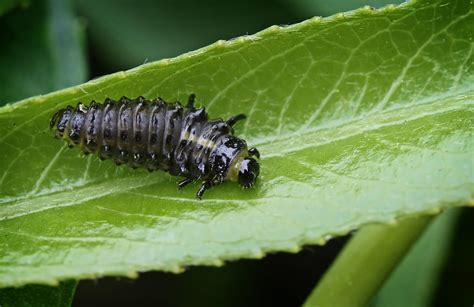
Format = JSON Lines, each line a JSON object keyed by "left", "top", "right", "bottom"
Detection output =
{"left": 303, "top": 215, "right": 433, "bottom": 307}
{"left": 372, "top": 209, "right": 461, "bottom": 307}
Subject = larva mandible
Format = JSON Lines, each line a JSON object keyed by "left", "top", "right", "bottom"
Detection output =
{"left": 50, "top": 94, "right": 260, "bottom": 199}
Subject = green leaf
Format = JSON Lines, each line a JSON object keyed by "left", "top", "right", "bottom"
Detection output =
{"left": 0, "top": 280, "right": 77, "bottom": 307}
{"left": 0, "top": 0, "right": 472, "bottom": 287}
{"left": 0, "top": 0, "right": 87, "bottom": 104}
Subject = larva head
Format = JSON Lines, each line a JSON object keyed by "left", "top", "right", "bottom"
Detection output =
{"left": 224, "top": 146, "right": 260, "bottom": 188}
{"left": 237, "top": 157, "right": 260, "bottom": 188}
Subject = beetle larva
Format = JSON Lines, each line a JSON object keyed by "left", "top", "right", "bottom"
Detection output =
{"left": 50, "top": 94, "right": 260, "bottom": 198}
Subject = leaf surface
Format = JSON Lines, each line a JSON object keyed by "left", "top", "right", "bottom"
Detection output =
{"left": 0, "top": 0, "right": 473, "bottom": 287}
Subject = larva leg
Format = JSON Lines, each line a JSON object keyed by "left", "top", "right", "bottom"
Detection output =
{"left": 248, "top": 147, "right": 260, "bottom": 159}
{"left": 187, "top": 93, "right": 196, "bottom": 108}
{"left": 226, "top": 113, "right": 246, "bottom": 126}
{"left": 196, "top": 180, "right": 213, "bottom": 199}
{"left": 177, "top": 177, "right": 193, "bottom": 189}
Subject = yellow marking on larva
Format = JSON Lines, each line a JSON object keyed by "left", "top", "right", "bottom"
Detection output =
{"left": 181, "top": 131, "right": 199, "bottom": 142}
{"left": 225, "top": 151, "right": 247, "bottom": 181}
{"left": 194, "top": 137, "right": 216, "bottom": 163}
{"left": 198, "top": 139, "right": 215, "bottom": 150}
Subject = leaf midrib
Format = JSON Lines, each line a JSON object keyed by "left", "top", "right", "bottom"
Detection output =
{"left": 257, "top": 90, "right": 472, "bottom": 155}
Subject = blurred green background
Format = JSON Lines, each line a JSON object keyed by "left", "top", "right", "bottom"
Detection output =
{"left": 0, "top": 0, "right": 409, "bottom": 104}
{"left": 1, "top": 0, "right": 473, "bottom": 306}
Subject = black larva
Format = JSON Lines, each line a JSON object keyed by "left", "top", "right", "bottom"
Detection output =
{"left": 50, "top": 94, "right": 260, "bottom": 199}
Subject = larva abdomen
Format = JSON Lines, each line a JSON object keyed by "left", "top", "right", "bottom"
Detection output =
{"left": 59, "top": 97, "right": 169, "bottom": 169}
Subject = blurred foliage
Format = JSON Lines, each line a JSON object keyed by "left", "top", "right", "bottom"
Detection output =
{"left": 0, "top": 281, "right": 77, "bottom": 307}
{"left": 0, "top": 0, "right": 86, "bottom": 104}
{"left": 435, "top": 208, "right": 474, "bottom": 307}
{"left": 74, "top": 0, "right": 405, "bottom": 73}
{"left": 372, "top": 209, "right": 461, "bottom": 307}
{"left": 74, "top": 0, "right": 305, "bottom": 71}
{"left": 304, "top": 215, "right": 433, "bottom": 307}
{"left": 0, "top": 0, "right": 29, "bottom": 16}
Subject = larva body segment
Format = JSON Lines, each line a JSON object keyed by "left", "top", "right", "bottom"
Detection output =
{"left": 50, "top": 94, "right": 260, "bottom": 198}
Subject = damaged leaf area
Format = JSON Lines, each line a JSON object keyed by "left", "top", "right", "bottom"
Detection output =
{"left": 0, "top": 0, "right": 473, "bottom": 287}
